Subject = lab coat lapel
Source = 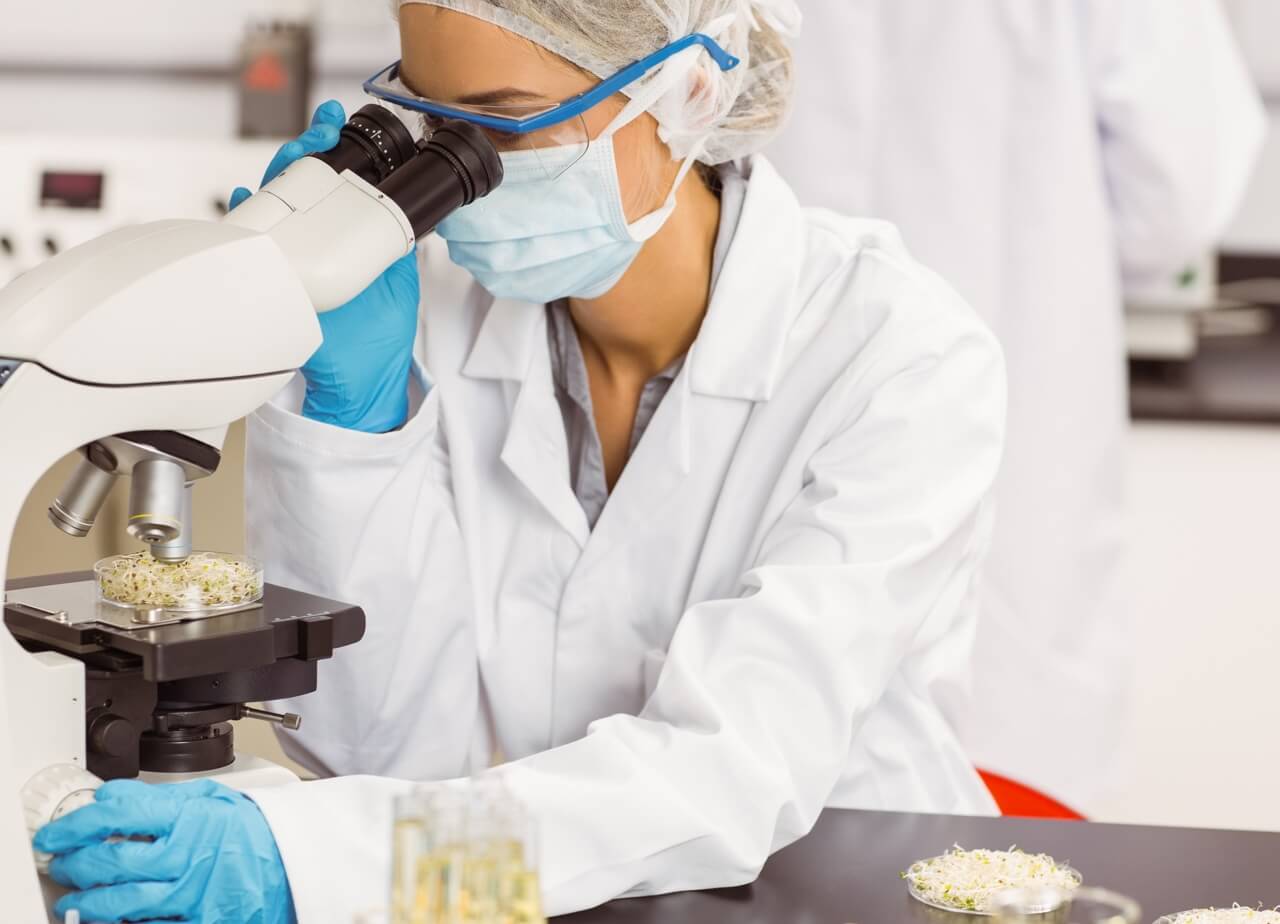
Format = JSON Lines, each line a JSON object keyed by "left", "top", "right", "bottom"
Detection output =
{"left": 584, "top": 361, "right": 694, "bottom": 549}
{"left": 501, "top": 363, "right": 591, "bottom": 548}
{"left": 687, "top": 156, "right": 805, "bottom": 402}
{"left": 570, "top": 159, "right": 807, "bottom": 583}
{"left": 463, "top": 298, "right": 591, "bottom": 548}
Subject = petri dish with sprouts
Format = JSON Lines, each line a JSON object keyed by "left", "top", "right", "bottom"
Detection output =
{"left": 95, "top": 551, "right": 264, "bottom": 611}
{"left": 904, "top": 846, "right": 1082, "bottom": 915}
{"left": 1155, "top": 910, "right": 1280, "bottom": 924}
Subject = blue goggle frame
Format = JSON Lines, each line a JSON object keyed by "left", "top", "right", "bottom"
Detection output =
{"left": 363, "top": 32, "right": 740, "bottom": 135}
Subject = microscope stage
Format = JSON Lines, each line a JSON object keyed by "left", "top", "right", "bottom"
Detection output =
{"left": 4, "top": 572, "right": 364, "bottom": 683}
{"left": 7, "top": 578, "right": 262, "bottom": 631}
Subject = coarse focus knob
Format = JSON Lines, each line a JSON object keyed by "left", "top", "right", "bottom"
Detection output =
{"left": 20, "top": 763, "right": 103, "bottom": 873}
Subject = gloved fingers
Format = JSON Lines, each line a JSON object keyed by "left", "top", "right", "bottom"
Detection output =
{"left": 233, "top": 101, "right": 345, "bottom": 211}
{"left": 228, "top": 186, "right": 253, "bottom": 211}
{"left": 310, "top": 98, "right": 347, "bottom": 131}
{"left": 54, "top": 880, "right": 181, "bottom": 924}
{"left": 260, "top": 121, "right": 342, "bottom": 186}
{"left": 34, "top": 794, "right": 176, "bottom": 854}
{"left": 48, "top": 837, "right": 181, "bottom": 890}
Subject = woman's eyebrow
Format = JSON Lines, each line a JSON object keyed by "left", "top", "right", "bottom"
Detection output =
{"left": 398, "top": 65, "right": 549, "bottom": 107}
{"left": 452, "top": 87, "right": 549, "bottom": 106}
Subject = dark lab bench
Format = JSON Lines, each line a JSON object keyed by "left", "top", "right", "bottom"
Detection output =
{"left": 563, "top": 809, "right": 1280, "bottom": 923}
{"left": 1130, "top": 256, "right": 1280, "bottom": 425}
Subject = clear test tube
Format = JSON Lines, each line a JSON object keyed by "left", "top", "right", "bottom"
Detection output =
{"left": 391, "top": 791, "right": 429, "bottom": 924}
{"left": 423, "top": 788, "right": 469, "bottom": 924}
{"left": 464, "top": 795, "right": 501, "bottom": 924}
{"left": 391, "top": 779, "right": 546, "bottom": 924}
{"left": 502, "top": 800, "right": 545, "bottom": 924}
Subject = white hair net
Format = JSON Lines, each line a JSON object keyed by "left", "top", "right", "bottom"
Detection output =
{"left": 395, "top": 0, "right": 800, "bottom": 165}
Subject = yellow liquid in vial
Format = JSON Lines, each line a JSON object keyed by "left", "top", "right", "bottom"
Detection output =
{"left": 391, "top": 839, "right": 545, "bottom": 924}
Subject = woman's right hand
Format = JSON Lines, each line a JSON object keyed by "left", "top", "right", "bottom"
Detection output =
{"left": 229, "top": 101, "right": 422, "bottom": 434}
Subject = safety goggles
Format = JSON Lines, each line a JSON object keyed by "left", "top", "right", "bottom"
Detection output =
{"left": 363, "top": 32, "right": 740, "bottom": 178}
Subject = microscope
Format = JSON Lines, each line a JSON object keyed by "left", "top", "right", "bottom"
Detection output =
{"left": 0, "top": 105, "right": 502, "bottom": 919}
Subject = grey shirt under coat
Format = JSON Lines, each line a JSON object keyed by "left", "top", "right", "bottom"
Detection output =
{"left": 546, "top": 163, "right": 749, "bottom": 528}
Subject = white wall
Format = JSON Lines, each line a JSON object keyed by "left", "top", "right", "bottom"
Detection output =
{"left": 1095, "top": 423, "right": 1280, "bottom": 831}
{"left": 1222, "top": 0, "right": 1280, "bottom": 101}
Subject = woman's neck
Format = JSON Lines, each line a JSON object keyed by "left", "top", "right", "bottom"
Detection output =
{"left": 567, "top": 171, "right": 721, "bottom": 385}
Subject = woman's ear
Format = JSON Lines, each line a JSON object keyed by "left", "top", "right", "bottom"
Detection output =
{"left": 686, "top": 64, "right": 716, "bottom": 120}
{"left": 668, "top": 59, "right": 721, "bottom": 136}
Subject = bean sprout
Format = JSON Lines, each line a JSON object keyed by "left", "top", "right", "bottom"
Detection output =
{"left": 96, "top": 551, "right": 263, "bottom": 609}
{"left": 903, "top": 845, "right": 1080, "bottom": 914}
{"left": 1160, "top": 909, "right": 1280, "bottom": 924}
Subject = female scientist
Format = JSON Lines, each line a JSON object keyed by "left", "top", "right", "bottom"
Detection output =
{"left": 36, "top": 1, "right": 1007, "bottom": 921}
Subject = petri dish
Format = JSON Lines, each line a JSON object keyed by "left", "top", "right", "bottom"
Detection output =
{"left": 905, "top": 848, "right": 1082, "bottom": 916}
{"left": 95, "top": 550, "right": 264, "bottom": 611}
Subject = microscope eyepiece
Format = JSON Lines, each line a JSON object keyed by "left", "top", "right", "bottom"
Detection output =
{"left": 310, "top": 104, "right": 420, "bottom": 186}
{"left": 377, "top": 118, "right": 504, "bottom": 239}
{"left": 307, "top": 107, "right": 503, "bottom": 240}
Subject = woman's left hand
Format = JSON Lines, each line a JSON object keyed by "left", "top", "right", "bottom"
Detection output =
{"left": 34, "top": 778, "right": 295, "bottom": 924}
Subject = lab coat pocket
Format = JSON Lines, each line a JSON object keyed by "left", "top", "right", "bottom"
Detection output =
{"left": 642, "top": 649, "right": 667, "bottom": 703}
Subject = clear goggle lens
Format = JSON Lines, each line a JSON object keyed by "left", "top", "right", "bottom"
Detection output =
{"left": 370, "top": 69, "right": 591, "bottom": 180}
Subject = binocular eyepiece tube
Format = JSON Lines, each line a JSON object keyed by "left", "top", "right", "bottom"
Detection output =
{"left": 310, "top": 104, "right": 503, "bottom": 238}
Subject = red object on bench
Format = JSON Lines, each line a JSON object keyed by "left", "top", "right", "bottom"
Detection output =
{"left": 978, "top": 769, "right": 1085, "bottom": 820}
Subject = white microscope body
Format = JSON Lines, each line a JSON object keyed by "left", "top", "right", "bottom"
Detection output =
{"left": 0, "top": 108, "right": 501, "bottom": 919}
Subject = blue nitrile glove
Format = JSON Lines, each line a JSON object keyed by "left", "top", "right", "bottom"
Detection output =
{"left": 33, "top": 779, "right": 295, "bottom": 924}
{"left": 229, "top": 100, "right": 421, "bottom": 433}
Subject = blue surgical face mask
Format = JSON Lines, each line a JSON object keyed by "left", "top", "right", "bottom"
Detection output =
{"left": 436, "top": 131, "right": 687, "bottom": 304}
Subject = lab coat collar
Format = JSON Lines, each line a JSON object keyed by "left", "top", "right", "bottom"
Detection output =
{"left": 499, "top": 339, "right": 593, "bottom": 547}
{"left": 688, "top": 156, "right": 805, "bottom": 402}
{"left": 461, "top": 297, "right": 543, "bottom": 382}
{"left": 460, "top": 156, "right": 805, "bottom": 401}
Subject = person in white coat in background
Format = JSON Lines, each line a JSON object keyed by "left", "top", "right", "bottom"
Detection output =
{"left": 35, "top": 2, "right": 1008, "bottom": 921}
{"left": 769, "top": 0, "right": 1265, "bottom": 814}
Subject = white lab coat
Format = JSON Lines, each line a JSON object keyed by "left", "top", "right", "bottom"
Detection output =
{"left": 768, "top": 0, "right": 1265, "bottom": 810}
{"left": 243, "top": 158, "right": 1006, "bottom": 920}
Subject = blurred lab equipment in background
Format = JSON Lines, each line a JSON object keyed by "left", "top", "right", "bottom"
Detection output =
{"left": 769, "top": 0, "right": 1265, "bottom": 818}
{"left": 238, "top": 17, "right": 314, "bottom": 138}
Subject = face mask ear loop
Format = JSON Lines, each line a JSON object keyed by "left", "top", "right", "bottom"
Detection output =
{"left": 623, "top": 135, "right": 711, "bottom": 243}
{"left": 578, "top": 45, "right": 714, "bottom": 242}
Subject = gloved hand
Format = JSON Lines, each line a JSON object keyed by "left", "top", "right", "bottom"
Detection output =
{"left": 230, "top": 100, "right": 421, "bottom": 433}
{"left": 33, "top": 778, "right": 295, "bottom": 924}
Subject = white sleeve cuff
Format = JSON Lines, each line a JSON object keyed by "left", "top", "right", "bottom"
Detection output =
{"left": 246, "top": 775, "right": 414, "bottom": 924}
